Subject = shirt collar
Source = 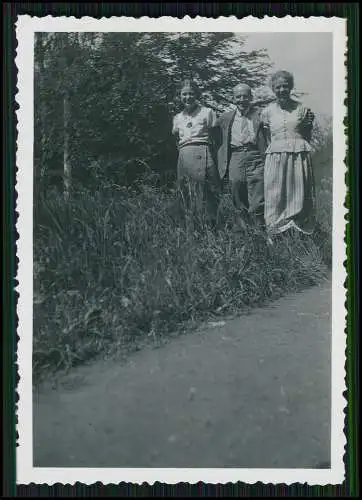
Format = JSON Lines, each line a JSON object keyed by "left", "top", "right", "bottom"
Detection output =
{"left": 234, "top": 106, "right": 252, "bottom": 118}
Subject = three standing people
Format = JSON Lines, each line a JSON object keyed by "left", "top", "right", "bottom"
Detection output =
{"left": 172, "top": 72, "right": 316, "bottom": 237}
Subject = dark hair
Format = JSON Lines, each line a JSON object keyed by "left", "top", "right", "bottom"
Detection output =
{"left": 179, "top": 79, "right": 201, "bottom": 98}
{"left": 270, "top": 71, "right": 294, "bottom": 90}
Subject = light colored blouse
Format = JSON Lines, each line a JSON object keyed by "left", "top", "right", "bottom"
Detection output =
{"left": 261, "top": 101, "right": 313, "bottom": 153}
{"left": 230, "top": 108, "right": 257, "bottom": 147}
{"left": 172, "top": 105, "right": 217, "bottom": 147}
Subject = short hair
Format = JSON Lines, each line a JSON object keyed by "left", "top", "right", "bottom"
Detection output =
{"left": 270, "top": 71, "right": 294, "bottom": 90}
{"left": 179, "top": 79, "right": 201, "bottom": 98}
{"left": 232, "top": 83, "right": 252, "bottom": 96}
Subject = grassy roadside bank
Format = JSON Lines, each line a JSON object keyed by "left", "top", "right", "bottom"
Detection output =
{"left": 33, "top": 177, "right": 332, "bottom": 382}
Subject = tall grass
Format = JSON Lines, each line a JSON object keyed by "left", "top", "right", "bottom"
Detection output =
{"left": 314, "top": 176, "right": 333, "bottom": 267}
{"left": 33, "top": 175, "right": 332, "bottom": 380}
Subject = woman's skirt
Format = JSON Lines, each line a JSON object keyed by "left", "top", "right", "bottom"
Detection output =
{"left": 177, "top": 143, "right": 220, "bottom": 223}
{"left": 264, "top": 151, "right": 316, "bottom": 235}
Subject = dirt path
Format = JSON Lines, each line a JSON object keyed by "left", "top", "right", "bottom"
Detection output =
{"left": 33, "top": 280, "right": 331, "bottom": 468}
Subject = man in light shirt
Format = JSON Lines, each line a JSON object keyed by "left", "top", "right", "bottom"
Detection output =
{"left": 213, "top": 84, "right": 267, "bottom": 229}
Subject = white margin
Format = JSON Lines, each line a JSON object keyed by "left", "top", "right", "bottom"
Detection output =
{"left": 15, "top": 15, "right": 348, "bottom": 485}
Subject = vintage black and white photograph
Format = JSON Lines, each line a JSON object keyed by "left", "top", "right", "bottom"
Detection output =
{"left": 16, "top": 16, "right": 347, "bottom": 485}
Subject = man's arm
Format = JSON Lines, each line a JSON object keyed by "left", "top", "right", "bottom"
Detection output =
{"left": 299, "top": 109, "right": 314, "bottom": 143}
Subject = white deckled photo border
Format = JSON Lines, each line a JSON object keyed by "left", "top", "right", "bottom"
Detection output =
{"left": 15, "top": 15, "right": 348, "bottom": 485}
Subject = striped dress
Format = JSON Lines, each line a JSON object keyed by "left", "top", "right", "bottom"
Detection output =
{"left": 261, "top": 102, "right": 316, "bottom": 235}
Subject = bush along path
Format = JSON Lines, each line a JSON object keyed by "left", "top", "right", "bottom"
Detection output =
{"left": 34, "top": 277, "right": 331, "bottom": 468}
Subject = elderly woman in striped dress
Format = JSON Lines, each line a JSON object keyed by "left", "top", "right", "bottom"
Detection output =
{"left": 261, "top": 70, "right": 316, "bottom": 240}
{"left": 172, "top": 79, "right": 221, "bottom": 226}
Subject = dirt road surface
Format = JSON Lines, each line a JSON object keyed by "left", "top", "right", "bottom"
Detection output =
{"left": 34, "top": 280, "right": 331, "bottom": 468}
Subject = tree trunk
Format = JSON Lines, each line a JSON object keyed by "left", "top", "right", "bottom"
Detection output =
{"left": 63, "top": 91, "right": 71, "bottom": 200}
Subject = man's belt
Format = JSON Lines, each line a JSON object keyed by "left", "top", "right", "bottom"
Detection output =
{"left": 231, "top": 143, "right": 257, "bottom": 152}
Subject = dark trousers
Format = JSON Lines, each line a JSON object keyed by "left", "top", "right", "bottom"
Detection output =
{"left": 228, "top": 147, "right": 265, "bottom": 226}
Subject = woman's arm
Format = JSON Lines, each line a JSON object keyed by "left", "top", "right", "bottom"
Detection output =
{"left": 172, "top": 115, "right": 179, "bottom": 137}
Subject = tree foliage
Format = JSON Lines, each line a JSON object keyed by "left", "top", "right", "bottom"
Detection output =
{"left": 34, "top": 32, "right": 272, "bottom": 191}
{"left": 35, "top": 32, "right": 332, "bottom": 194}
